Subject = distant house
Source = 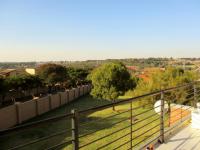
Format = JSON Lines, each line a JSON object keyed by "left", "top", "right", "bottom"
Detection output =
{"left": 137, "top": 67, "right": 165, "bottom": 82}
{"left": 25, "top": 68, "right": 36, "bottom": 75}
{"left": 126, "top": 66, "right": 138, "bottom": 71}
{"left": 0, "top": 69, "right": 17, "bottom": 77}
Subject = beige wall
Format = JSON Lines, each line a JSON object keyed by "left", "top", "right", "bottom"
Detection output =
{"left": 74, "top": 88, "right": 80, "bottom": 99}
{"left": 0, "top": 105, "right": 17, "bottom": 130}
{"left": 20, "top": 100, "right": 37, "bottom": 122}
{"left": 79, "top": 86, "right": 84, "bottom": 96}
{"left": 36, "top": 96, "right": 50, "bottom": 115}
{"left": 59, "top": 91, "right": 68, "bottom": 105}
{"left": 50, "top": 94, "right": 60, "bottom": 109}
{"left": 68, "top": 89, "right": 75, "bottom": 102}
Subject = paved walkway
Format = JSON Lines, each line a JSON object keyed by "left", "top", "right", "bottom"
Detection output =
{"left": 156, "top": 125, "right": 200, "bottom": 150}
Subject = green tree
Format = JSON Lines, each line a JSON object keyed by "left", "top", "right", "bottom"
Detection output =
{"left": 37, "top": 64, "right": 67, "bottom": 92}
{"left": 89, "top": 62, "right": 136, "bottom": 110}
{"left": 22, "top": 75, "right": 43, "bottom": 97}
{"left": 5, "top": 76, "right": 24, "bottom": 103}
{"left": 67, "top": 68, "right": 91, "bottom": 88}
{"left": 130, "top": 67, "right": 198, "bottom": 106}
{"left": 0, "top": 77, "right": 8, "bottom": 106}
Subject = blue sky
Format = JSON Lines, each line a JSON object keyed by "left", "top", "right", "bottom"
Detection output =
{"left": 0, "top": 0, "right": 200, "bottom": 61}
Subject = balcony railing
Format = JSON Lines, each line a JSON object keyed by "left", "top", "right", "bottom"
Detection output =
{"left": 0, "top": 81, "right": 199, "bottom": 150}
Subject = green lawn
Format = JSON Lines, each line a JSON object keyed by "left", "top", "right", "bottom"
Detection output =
{"left": 0, "top": 95, "right": 162, "bottom": 150}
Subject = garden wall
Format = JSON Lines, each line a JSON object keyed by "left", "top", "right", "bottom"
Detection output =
{"left": 36, "top": 96, "right": 50, "bottom": 115}
{"left": 59, "top": 91, "right": 68, "bottom": 105}
{"left": 0, "top": 104, "right": 18, "bottom": 130}
{"left": 50, "top": 93, "right": 60, "bottom": 109}
{"left": 0, "top": 85, "right": 91, "bottom": 131}
{"left": 79, "top": 86, "right": 84, "bottom": 96}
{"left": 68, "top": 89, "right": 75, "bottom": 102}
{"left": 74, "top": 88, "right": 80, "bottom": 99}
{"left": 20, "top": 100, "right": 37, "bottom": 123}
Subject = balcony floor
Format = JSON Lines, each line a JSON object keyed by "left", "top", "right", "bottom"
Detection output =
{"left": 156, "top": 124, "right": 200, "bottom": 150}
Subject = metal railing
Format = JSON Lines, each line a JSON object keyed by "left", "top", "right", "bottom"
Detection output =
{"left": 0, "top": 81, "right": 200, "bottom": 150}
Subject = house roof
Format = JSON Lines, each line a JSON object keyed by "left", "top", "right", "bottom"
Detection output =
{"left": 0, "top": 69, "right": 16, "bottom": 75}
{"left": 126, "top": 66, "right": 138, "bottom": 71}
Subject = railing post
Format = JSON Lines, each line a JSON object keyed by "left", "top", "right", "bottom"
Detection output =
{"left": 71, "top": 109, "right": 79, "bottom": 150}
{"left": 168, "top": 100, "right": 171, "bottom": 127}
{"left": 194, "top": 84, "right": 197, "bottom": 108}
{"left": 130, "top": 102, "right": 133, "bottom": 150}
{"left": 160, "top": 91, "right": 165, "bottom": 143}
{"left": 181, "top": 104, "right": 183, "bottom": 122}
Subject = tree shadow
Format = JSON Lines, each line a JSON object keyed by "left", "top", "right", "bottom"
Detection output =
{"left": 0, "top": 95, "right": 131, "bottom": 150}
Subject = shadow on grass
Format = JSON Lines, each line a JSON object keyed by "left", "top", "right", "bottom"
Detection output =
{"left": 0, "top": 95, "right": 130, "bottom": 150}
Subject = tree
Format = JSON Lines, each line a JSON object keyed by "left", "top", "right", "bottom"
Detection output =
{"left": 37, "top": 64, "right": 67, "bottom": 92}
{"left": 89, "top": 62, "right": 136, "bottom": 110}
{"left": 67, "top": 68, "right": 91, "bottom": 88}
{"left": 0, "top": 77, "right": 5, "bottom": 95}
{"left": 5, "top": 76, "right": 24, "bottom": 103}
{"left": 22, "top": 75, "right": 43, "bottom": 97}
{"left": 130, "top": 67, "right": 198, "bottom": 107}
{"left": 0, "top": 77, "right": 8, "bottom": 106}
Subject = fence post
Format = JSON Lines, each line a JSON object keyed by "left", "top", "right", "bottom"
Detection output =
{"left": 194, "top": 84, "right": 197, "bottom": 108}
{"left": 71, "top": 109, "right": 79, "bottom": 150}
{"left": 130, "top": 102, "right": 133, "bottom": 150}
{"left": 160, "top": 91, "right": 165, "bottom": 143}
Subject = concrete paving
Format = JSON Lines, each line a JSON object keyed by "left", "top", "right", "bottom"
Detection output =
{"left": 156, "top": 125, "right": 200, "bottom": 150}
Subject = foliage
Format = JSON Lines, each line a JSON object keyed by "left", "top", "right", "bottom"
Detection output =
{"left": 37, "top": 63, "right": 67, "bottom": 86}
{"left": 89, "top": 62, "right": 136, "bottom": 101}
{"left": 0, "top": 77, "right": 4, "bottom": 94}
{"left": 22, "top": 75, "right": 43, "bottom": 89}
{"left": 0, "top": 77, "right": 8, "bottom": 96}
{"left": 127, "top": 67, "right": 199, "bottom": 106}
{"left": 5, "top": 75, "right": 43, "bottom": 93}
{"left": 130, "top": 67, "right": 198, "bottom": 95}
{"left": 66, "top": 68, "right": 91, "bottom": 88}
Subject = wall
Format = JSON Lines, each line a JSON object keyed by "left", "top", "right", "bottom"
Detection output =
{"left": 0, "top": 105, "right": 18, "bottom": 130}
{"left": 59, "top": 91, "right": 68, "bottom": 105}
{"left": 74, "top": 88, "right": 80, "bottom": 99}
{"left": 0, "top": 84, "right": 91, "bottom": 131}
{"left": 50, "top": 93, "right": 60, "bottom": 109}
{"left": 37, "top": 96, "right": 50, "bottom": 115}
{"left": 68, "top": 89, "right": 75, "bottom": 102}
{"left": 20, "top": 100, "right": 37, "bottom": 122}
{"left": 79, "top": 86, "right": 84, "bottom": 96}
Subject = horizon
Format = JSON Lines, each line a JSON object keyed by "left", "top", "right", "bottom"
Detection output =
{"left": 0, "top": 57, "right": 199, "bottom": 63}
{"left": 1, "top": 0, "right": 200, "bottom": 61}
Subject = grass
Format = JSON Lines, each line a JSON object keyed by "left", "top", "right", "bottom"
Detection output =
{"left": 0, "top": 95, "right": 162, "bottom": 150}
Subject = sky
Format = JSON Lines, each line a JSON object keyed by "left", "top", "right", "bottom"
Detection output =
{"left": 0, "top": 0, "right": 200, "bottom": 62}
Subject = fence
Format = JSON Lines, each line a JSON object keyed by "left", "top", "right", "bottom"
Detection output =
{"left": 0, "top": 85, "right": 92, "bottom": 130}
{"left": 0, "top": 82, "right": 199, "bottom": 150}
